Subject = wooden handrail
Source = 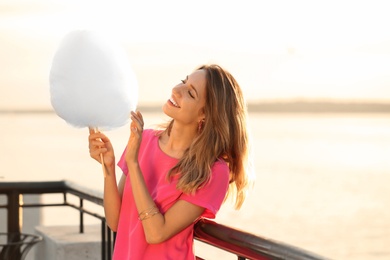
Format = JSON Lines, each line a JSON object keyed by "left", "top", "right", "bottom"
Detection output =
{"left": 0, "top": 181, "right": 329, "bottom": 260}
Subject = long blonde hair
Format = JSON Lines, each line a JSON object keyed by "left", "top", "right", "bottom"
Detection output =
{"left": 163, "top": 64, "right": 251, "bottom": 210}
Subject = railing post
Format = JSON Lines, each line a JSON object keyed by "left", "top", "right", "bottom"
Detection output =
{"left": 79, "top": 198, "right": 84, "bottom": 234}
{"left": 107, "top": 225, "right": 112, "bottom": 259}
{"left": 6, "top": 191, "right": 22, "bottom": 259}
{"left": 7, "top": 191, "right": 21, "bottom": 233}
{"left": 101, "top": 221, "right": 106, "bottom": 260}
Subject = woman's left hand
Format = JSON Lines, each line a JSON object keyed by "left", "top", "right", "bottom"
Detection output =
{"left": 126, "top": 111, "right": 144, "bottom": 165}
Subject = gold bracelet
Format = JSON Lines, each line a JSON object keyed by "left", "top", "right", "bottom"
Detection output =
{"left": 138, "top": 205, "right": 157, "bottom": 216}
{"left": 138, "top": 210, "right": 160, "bottom": 221}
{"left": 138, "top": 205, "right": 160, "bottom": 221}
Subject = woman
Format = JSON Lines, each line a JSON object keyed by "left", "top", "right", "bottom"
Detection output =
{"left": 88, "top": 64, "right": 252, "bottom": 259}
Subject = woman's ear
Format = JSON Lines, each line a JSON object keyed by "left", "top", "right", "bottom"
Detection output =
{"left": 198, "top": 107, "right": 205, "bottom": 120}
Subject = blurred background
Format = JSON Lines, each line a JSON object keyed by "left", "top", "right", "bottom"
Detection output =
{"left": 1, "top": 1, "right": 389, "bottom": 259}
{"left": 1, "top": 0, "right": 390, "bottom": 109}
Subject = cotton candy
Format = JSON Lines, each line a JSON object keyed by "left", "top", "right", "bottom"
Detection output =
{"left": 50, "top": 30, "right": 138, "bottom": 130}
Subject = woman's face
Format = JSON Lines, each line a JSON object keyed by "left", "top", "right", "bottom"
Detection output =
{"left": 163, "top": 69, "right": 206, "bottom": 126}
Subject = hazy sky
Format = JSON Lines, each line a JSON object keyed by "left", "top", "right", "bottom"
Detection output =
{"left": 1, "top": 0, "right": 390, "bottom": 109}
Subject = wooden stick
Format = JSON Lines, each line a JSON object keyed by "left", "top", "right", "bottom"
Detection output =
{"left": 93, "top": 127, "right": 107, "bottom": 178}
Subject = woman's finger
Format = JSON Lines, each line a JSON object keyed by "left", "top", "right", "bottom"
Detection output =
{"left": 90, "top": 139, "right": 104, "bottom": 146}
{"left": 90, "top": 147, "right": 107, "bottom": 157}
{"left": 130, "top": 111, "right": 144, "bottom": 128}
{"left": 137, "top": 111, "right": 144, "bottom": 126}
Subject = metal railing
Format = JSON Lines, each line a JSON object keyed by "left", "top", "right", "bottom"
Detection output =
{"left": 0, "top": 181, "right": 328, "bottom": 260}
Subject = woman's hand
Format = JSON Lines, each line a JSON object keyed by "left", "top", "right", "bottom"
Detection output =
{"left": 125, "top": 111, "right": 144, "bottom": 165}
{"left": 88, "top": 128, "right": 115, "bottom": 168}
{"left": 89, "top": 128, "right": 121, "bottom": 230}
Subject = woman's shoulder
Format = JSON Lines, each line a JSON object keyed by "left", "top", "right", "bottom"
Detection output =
{"left": 142, "top": 129, "right": 162, "bottom": 138}
{"left": 214, "top": 158, "right": 228, "bottom": 167}
{"left": 211, "top": 158, "right": 229, "bottom": 175}
{"left": 140, "top": 129, "right": 163, "bottom": 149}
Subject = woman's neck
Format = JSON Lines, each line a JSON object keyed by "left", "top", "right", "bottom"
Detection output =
{"left": 160, "top": 123, "right": 197, "bottom": 159}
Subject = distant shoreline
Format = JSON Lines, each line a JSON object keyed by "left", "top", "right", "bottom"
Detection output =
{"left": 1, "top": 101, "right": 390, "bottom": 114}
{"left": 247, "top": 101, "right": 390, "bottom": 113}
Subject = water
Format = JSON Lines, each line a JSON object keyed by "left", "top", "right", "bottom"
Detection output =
{"left": 1, "top": 112, "right": 389, "bottom": 259}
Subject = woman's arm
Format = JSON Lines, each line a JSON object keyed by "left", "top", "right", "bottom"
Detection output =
{"left": 88, "top": 129, "right": 123, "bottom": 231}
{"left": 128, "top": 162, "right": 204, "bottom": 244}
{"left": 102, "top": 166, "right": 122, "bottom": 231}
{"left": 126, "top": 111, "right": 205, "bottom": 244}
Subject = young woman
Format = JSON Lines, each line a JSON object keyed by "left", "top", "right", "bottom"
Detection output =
{"left": 88, "top": 64, "right": 252, "bottom": 259}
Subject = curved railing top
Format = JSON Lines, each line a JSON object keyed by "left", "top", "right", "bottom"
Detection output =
{"left": 0, "top": 180, "right": 329, "bottom": 260}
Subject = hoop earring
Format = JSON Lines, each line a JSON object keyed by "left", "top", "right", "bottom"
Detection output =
{"left": 198, "top": 119, "right": 205, "bottom": 133}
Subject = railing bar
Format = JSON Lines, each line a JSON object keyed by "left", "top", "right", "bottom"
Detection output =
{"left": 80, "top": 198, "right": 84, "bottom": 234}
{"left": 101, "top": 221, "right": 106, "bottom": 260}
{"left": 66, "top": 203, "right": 105, "bottom": 220}
{"left": 21, "top": 203, "right": 67, "bottom": 208}
{"left": 113, "top": 231, "right": 116, "bottom": 247}
{"left": 12, "top": 203, "right": 104, "bottom": 218}
{"left": 21, "top": 196, "right": 104, "bottom": 220}
{"left": 20, "top": 202, "right": 105, "bottom": 221}
{"left": 107, "top": 225, "right": 112, "bottom": 259}
{"left": 65, "top": 188, "right": 104, "bottom": 206}
{"left": 7, "top": 192, "right": 21, "bottom": 234}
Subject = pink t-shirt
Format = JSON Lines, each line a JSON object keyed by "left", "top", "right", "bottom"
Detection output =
{"left": 113, "top": 129, "right": 230, "bottom": 260}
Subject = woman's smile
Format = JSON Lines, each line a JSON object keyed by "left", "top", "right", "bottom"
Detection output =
{"left": 168, "top": 97, "right": 180, "bottom": 108}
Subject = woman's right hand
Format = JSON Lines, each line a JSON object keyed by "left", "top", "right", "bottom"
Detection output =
{"left": 88, "top": 128, "right": 115, "bottom": 168}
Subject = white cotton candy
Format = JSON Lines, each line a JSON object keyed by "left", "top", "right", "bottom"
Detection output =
{"left": 50, "top": 30, "right": 138, "bottom": 130}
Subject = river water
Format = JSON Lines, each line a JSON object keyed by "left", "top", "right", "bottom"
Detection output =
{"left": 1, "top": 112, "right": 389, "bottom": 259}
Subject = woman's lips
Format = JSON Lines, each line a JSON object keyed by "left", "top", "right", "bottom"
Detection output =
{"left": 168, "top": 97, "right": 180, "bottom": 108}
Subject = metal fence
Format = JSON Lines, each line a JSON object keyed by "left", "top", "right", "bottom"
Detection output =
{"left": 0, "top": 181, "right": 328, "bottom": 260}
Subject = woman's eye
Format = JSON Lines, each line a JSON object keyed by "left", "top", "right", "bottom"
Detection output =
{"left": 181, "top": 79, "right": 186, "bottom": 84}
{"left": 188, "top": 91, "right": 195, "bottom": 98}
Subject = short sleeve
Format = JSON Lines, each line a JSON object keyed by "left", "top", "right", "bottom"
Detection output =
{"left": 117, "top": 146, "right": 128, "bottom": 175}
{"left": 117, "top": 129, "right": 157, "bottom": 176}
{"left": 180, "top": 160, "right": 230, "bottom": 219}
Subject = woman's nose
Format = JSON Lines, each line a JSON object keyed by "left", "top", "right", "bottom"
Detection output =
{"left": 172, "top": 84, "right": 184, "bottom": 96}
